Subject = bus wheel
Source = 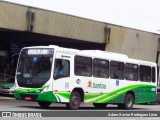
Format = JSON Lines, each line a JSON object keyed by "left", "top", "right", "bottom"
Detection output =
{"left": 118, "top": 93, "right": 134, "bottom": 110}
{"left": 93, "top": 103, "right": 107, "bottom": 109}
{"left": 66, "top": 91, "right": 81, "bottom": 110}
{"left": 38, "top": 101, "right": 51, "bottom": 108}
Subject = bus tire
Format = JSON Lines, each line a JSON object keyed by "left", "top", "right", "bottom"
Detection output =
{"left": 93, "top": 103, "right": 107, "bottom": 109}
{"left": 66, "top": 91, "right": 81, "bottom": 110}
{"left": 38, "top": 101, "right": 51, "bottom": 108}
{"left": 118, "top": 93, "right": 134, "bottom": 110}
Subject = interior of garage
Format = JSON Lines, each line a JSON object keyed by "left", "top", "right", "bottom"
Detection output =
{"left": 0, "top": 29, "right": 106, "bottom": 82}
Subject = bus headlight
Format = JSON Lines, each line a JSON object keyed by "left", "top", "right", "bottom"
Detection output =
{"left": 41, "top": 85, "right": 50, "bottom": 93}
{"left": 10, "top": 87, "right": 15, "bottom": 92}
{"left": 14, "top": 83, "right": 18, "bottom": 91}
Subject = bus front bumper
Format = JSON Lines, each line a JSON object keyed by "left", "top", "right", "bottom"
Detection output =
{"left": 14, "top": 91, "right": 59, "bottom": 102}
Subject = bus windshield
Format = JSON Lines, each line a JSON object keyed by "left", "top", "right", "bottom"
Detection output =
{"left": 16, "top": 48, "right": 54, "bottom": 88}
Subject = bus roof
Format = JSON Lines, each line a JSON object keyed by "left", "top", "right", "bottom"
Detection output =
{"left": 22, "top": 45, "right": 156, "bottom": 66}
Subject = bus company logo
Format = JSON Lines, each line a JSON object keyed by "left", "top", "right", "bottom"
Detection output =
{"left": 93, "top": 83, "right": 106, "bottom": 89}
{"left": 88, "top": 81, "right": 106, "bottom": 89}
{"left": 87, "top": 81, "right": 92, "bottom": 88}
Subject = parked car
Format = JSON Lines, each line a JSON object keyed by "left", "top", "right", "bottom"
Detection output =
{"left": 0, "top": 78, "right": 15, "bottom": 95}
{"left": 157, "top": 86, "right": 160, "bottom": 104}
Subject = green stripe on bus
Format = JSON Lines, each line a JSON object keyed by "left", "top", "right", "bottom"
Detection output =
{"left": 17, "top": 86, "right": 45, "bottom": 93}
{"left": 83, "top": 84, "right": 155, "bottom": 103}
{"left": 15, "top": 84, "right": 156, "bottom": 104}
{"left": 54, "top": 92, "right": 71, "bottom": 100}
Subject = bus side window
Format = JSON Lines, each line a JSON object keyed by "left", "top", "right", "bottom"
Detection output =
{"left": 140, "top": 65, "right": 151, "bottom": 82}
{"left": 54, "top": 59, "right": 70, "bottom": 80}
{"left": 93, "top": 58, "right": 109, "bottom": 78}
{"left": 74, "top": 56, "right": 92, "bottom": 77}
{"left": 110, "top": 61, "right": 124, "bottom": 80}
{"left": 125, "top": 63, "right": 138, "bottom": 81}
{"left": 152, "top": 67, "right": 156, "bottom": 83}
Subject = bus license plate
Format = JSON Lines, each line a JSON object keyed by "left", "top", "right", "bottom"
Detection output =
{"left": 25, "top": 96, "right": 32, "bottom": 101}
{"left": 2, "top": 90, "right": 8, "bottom": 93}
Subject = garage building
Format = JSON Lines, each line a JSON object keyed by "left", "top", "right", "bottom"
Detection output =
{"left": 0, "top": 1, "right": 159, "bottom": 84}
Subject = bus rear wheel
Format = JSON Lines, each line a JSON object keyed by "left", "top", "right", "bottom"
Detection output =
{"left": 38, "top": 101, "right": 51, "bottom": 108}
{"left": 93, "top": 103, "right": 107, "bottom": 109}
{"left": 66, "top": 91, "right": 81, "bottom": 110}
{"left": 118, "top": 93, "right": 134, "bottom": 110}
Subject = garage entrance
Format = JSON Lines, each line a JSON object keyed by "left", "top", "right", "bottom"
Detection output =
{"left": 0, "top": 29, "right": 106, "bottom": 82}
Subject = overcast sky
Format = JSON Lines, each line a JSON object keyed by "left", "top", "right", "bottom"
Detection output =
{"left": 3, "top": 0, "right": 160, "bottom": 34}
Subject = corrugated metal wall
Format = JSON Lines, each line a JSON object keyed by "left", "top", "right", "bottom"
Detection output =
{"left": 0, "top": 2, "right": 105, "bottom": 43}
{"left": 157, "top": 38, "right": 160, "bottom": 66}
{"left": 0, "top": 2, "right": 27, "bottom": 30}
{"left": 106, "top": 25, "right": 159, "bottom": 62}
{"left": 0, "top": 1, "right": 159, "bottom": 62}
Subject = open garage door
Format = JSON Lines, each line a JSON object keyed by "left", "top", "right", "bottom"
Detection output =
{"left": 0, "top": 30, "right": 106, "bottom": 82}
{"left": 0, "top": 31, "right": 106, "bottom": 50}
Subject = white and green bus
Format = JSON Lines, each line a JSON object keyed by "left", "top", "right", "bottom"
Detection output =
{"left": 14, "top": 45, "right": 157, "bottom": 110}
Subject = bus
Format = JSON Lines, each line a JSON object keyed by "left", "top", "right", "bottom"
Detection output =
{"left": 14, "top": 45, "right": 157, "bottom": 110}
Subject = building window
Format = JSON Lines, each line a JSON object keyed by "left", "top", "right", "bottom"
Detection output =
{"left": 110, "top": 61, "right": 124, "bottom": 80}
{"left": 93, "top": 58, "right": 109, "bottom": 78}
